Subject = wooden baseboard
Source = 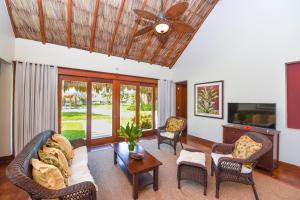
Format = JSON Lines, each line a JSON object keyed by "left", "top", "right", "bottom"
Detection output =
{"left": 0, "top": 155, "right": 14, "bottom": 164}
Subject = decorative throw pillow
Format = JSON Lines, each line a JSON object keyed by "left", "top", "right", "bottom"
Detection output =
{"left": 46, "top": 139, "right": 70, "bottom": 164}
{"left": 232, "top": 135, "right": 262, "bottom": 160}
{"left": 31, "top": 159, "right": 66, "bottom": 190}
{"left": 39, "top": 146, "right": 71, "bottom": 185}
{"left": 52, "top": 134, "right": 74, "bottom": 161}
{"left": 166, "top": 118, "right": 184, "bottom": 132}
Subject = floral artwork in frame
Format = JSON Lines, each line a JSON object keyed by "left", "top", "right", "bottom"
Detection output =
{"left": 194, "top": 81, "right": 224, "bottom": 119}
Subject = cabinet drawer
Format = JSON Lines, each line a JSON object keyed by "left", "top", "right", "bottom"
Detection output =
{"left": 223, "top": 127, "right": 244, "bottom": 143}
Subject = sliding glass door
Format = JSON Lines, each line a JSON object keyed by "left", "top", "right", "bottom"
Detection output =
{"left": 58, "top": 70, "right": 158, "bottom": 146}
{"left": 61, "top": 80, "right": 87, "bottom": 140}
{"left": 91, "top": 82, "right": 113, "bottom": 139}
{"left": 120, "top": 83, "right": 137, "bottom": 127}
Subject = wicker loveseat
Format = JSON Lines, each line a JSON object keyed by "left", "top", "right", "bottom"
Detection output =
{"left": 6, "top": 130, "right": 97, "bottom": 200}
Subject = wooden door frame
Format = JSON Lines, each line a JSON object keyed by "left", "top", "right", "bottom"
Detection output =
{"left": 175, "top": 81, "right": 188, "bottom": 134}
{"left": 58, "top": 68, "right": 158, "bottom": 146}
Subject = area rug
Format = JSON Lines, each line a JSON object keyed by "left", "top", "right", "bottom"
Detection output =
{"left": 88, "top": 140, "right": 300, "bottom": 200}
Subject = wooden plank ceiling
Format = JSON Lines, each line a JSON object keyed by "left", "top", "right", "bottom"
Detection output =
{"left": 5, "top": 0, "right": 218, "bottom": 68}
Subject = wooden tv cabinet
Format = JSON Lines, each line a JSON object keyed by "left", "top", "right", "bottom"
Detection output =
{"left": 223, "top": 124, "right": 280, "bottom": 172}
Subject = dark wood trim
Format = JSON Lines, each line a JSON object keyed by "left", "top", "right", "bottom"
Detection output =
{"left": 0, "top": 155, "right": 14, "bottom": 164}
{"left": 194, "top": 80, "right": 224, "bottom": 119}
{"left": 136, "top": 83, "right": 140, "bottom": 126}
{"left": 108, "top": 0, "right": 126, "bottom": 56}
{"left": 37, "top": 0, "right": 46, "bottom": 44}
{"left": 4, "top": 0, "right": 18, "bottom": 37}
{"left": 152, "top": 85, "right": 156, "bottom": 129}
{"left": 89, "top": 0, "right": 100, "bottom": 53}
{"left": 123, "top": 0, "right": 148, "bottom": 59}
{"left": 112, "top": 79, "right": 120, "bottom": 141}
{"left": 67, "top": 0, "right": 72, "bottom": 48}
{"left": 58, "top": 67, "right": 158, "bottom": 84}
{"left": 86, "top": 81, "right": 92, "bottom": 145}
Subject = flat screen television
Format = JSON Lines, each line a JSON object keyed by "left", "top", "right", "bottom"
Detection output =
{"left": 228, "top": 103, "right": 276, "bottom": 129}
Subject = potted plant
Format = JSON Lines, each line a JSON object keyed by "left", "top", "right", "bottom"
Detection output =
{"left": 117, "top": 123, "right": 142, "bottom": 152}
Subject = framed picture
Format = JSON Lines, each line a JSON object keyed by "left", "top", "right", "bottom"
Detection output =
{"left": 194, "top": 80, "right": 224, "bottom": 119}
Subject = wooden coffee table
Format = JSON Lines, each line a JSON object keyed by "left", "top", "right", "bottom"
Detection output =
{"left": 113, "top": 142, "right": 162, "bottom": 200}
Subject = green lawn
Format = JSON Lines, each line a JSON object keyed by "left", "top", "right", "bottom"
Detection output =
{"left": 62, "top": 112, "right": 110, "bottom": 120}
{"left": 62, "top": 121, "right": 85, "bottom": 140}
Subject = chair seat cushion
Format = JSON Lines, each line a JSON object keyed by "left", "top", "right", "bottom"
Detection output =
{"left": 177, "top": 150, "right": 206, "bottom": 166}
{"left": 211, "top": 152, "right": 252, "bottom": 174}
{"left": 69, "top": 146, "right": 98, "bottom": 190}
{"left": 160, "top": 131, "right": 175, "bottom": 139}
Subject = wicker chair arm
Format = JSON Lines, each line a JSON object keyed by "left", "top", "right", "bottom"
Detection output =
{"left": 70, "top": 139, "right": 86, "bottom": 149}
{"left": 157, "top": 126, "right": 166, "bottom": 133}
{"left": 178, "top": 161, "right": 207, "bottom": 171}
{"left": 31, "top": 181, "right": 97, "bottom": 200}
{"left": 212, "top": 143, "right": 234, "bottom": 154}
{"left": 217, "top": 157, "right": 246, "bottom": 173}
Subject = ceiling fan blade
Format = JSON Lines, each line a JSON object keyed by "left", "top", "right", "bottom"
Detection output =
{"left": 135, "top": 19, "right": 154, "bottom": 26}
{"left": 172, "top": 21, "right": 194, "bottom": 33}
{"left": 134, "top": 26, "right": 153, "bottom": 37}
{"left": 165, "top": 2, "right": 189, "bottom": 19}
{"left": 134, "top": 9, "right": 157, "bottom": 21}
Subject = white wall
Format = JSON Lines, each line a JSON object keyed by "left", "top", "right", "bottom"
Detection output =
{"left": 0, "top": 1, "right": 14, "bottom": 157}
{"left": 172, "top": 0, "right": 300, "bottom": 166}
{"left": 0, "top": 0, "right": 14, "bottom": 62}
{"left": 14, "top": 39, "right": 172, "bottom": 80}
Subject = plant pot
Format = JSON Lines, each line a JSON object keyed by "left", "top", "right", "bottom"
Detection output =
{"left": 128, "top": 141, "right": 135, "bottom": 152}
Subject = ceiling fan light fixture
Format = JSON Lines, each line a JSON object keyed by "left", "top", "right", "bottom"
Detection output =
{"left": 155, "top": 23, "right": 169, "bottom": 34}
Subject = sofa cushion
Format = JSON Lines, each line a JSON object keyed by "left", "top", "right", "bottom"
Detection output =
{"left": 46, "top": 139, "right": 70, "bottom": 163}
{"left": 177, "top": 149, "right": 206, "bottom": 166}
{"left": 52, "top": 134, "right": 74, "bottom": 161}
{"left": 69, "top": 146, "right": 98, "bottom": 191}
{"left": 211, "top": 152, "right": 252, "bottom": 174}
{"left": 232, "top": 135, "right": 262, "bottom": 160}
{"left": 31, "top": 158, "right": 66, "bottom": 190}
{"left": 40, "top": 146, "right": 71, "bottom": 180}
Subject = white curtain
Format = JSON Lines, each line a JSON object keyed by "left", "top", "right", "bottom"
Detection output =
{"left": 14, "top": 62, "right": 58, "bottom": 155}
{"left": 157, "top": 79, "right": 176, "bottom": 127}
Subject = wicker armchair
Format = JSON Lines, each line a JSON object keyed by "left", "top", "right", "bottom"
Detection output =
{"left": 157, "top": 116, "right": 187, "bottom": 155}
{"left": 211, "top": 132, "right": 272, "bottom": 200}
{"left": 6, "top": 130, "right": 97, "bottom": 200}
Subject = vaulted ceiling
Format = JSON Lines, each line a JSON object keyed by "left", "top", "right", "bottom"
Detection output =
{"left": 5, "top": 0, "right": 218, "bottom": 68}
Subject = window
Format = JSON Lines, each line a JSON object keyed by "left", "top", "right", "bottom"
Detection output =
{"left": 61, "top": 80, "right": 87, "bottom": 140}
{"left": 140, "top": 86, "right": 153, "bottom": 130}
{"left": 120, "top": 84, "right": 137, "bottom": 127}
{"left": 58, "top": 68, "right": 158, "bottom": 145}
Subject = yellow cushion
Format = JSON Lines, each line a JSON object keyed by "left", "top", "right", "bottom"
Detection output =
{"left": 232, "top": 135, "right": 262, "bottom": 159}
{"left": 52, "top": 134, "right": 74, "bottom": 161}
{"left": 46, "top": 139, "right": 70, "bottom": 163}
{"left": 166, "top": 118, "right": 184, "bottom": 132}
{"left": 31, "top": 159, "right": 66, "bottom": 190}
{"left": 39, "top": 146, "right": 71, "bottom": 185}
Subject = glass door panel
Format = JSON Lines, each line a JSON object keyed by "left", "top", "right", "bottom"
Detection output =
{"left": 140, "top": 86, "right": 153, "bottom": 130}
{"left": 61, "top": 80, "right": 87, "bottom": 140}
{"left": 91, "top": 82, "right": 113, "bottom": 139}
{"left": 120, "top": 84, "right": 136, "bottom": 127}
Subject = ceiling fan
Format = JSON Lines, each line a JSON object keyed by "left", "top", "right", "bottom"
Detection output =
{"left": 133, "top": 0, "right": 194, "bottom": 45}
